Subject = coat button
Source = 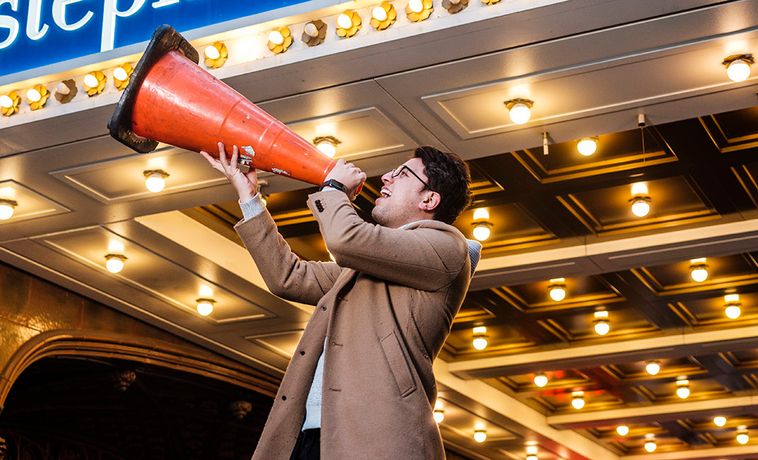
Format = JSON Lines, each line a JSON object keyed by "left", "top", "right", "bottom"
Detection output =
{"left": 321, "top": 306, "right": 327, "bottom": 311}
{"left": 315, "top": 200, "right": 324, "bottom": 212}
{"left": 299, "top": 350, "right": 306, "bottom": 356}
{"left": 281, "top": 395, "right": 287, "bottom": 401}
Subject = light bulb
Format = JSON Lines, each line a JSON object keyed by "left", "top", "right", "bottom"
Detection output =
{"left": 526, "top": 456, "right": 538, "bottom": 460}
{"left": 508, "top": 102, "right": 532, "bottom": 125}
{"left": 571, "top": 392, "right": 585, "bottom": 410}
{"left": 433, "top": 409, "right": 445, "bottom": 424}
{"left": 577, "top": 137, "right": 597, "bottom": 156}
{"left": 727, "top": 59, "right": 751, "bottom": 82}
{"left": 644, "top": 440, "right": 657, "bottom": 452}
{"left": 113, "top": 66, "right": 128, "bottom": 81}
{"left": 548, "top": 278, "right": 566, "bottom": 302}
{"left": 472, "top": 326, "right": 487, "bottom": 350}
{"left": 689, "top": 258, "right": 708, "bottom": 282}
{"left": 196, "top": 298, "right": 215, "bottom": 316}
{"left": 316, "top": 140, "right": 337, "bottom": 158}
{"left": 473, "top": 429, "right": 487, "bottom": 443}
{"left": 204, "top": 44, "right": 221, "bottom": 60}
{"left": 408, "top": 0, "right": 423, "bottom": 12}
{"left": 372, "top": 6, "right": 388, "bottom": 21}
{"left": 472, "top": 222, "right": 491, "bottom": 241}
{"left": 533, "top": 373, "right": 548, "bottom": 388}
{"left": 83, "top": 73, "right": 99, "bottom": 89}
{"left": 616, "top": 425, "right": 630, "bottom": 436}
{"left": 26, "top": 88, "right": 41, "bottom": 102}
{"left": 645, "top": 360, "right": 661, "bottom": 376}
{"left": 737, "top": 431, "right": 749, "bottom": 445}
{"left": 676, "top": 378, "right": 690, "bottom": 399}
{"left": 0, "top": 94, "right": 12, "bottom": 108}
{"left": 713, "top": 416, "right": 727, "bottom": 427}
{"left": 631, "top": 197, "right": 651, "bottom": 217}
{"left": 725, "top": 304, "right": 742, "bottom": 319}
{"left": 594, "top": 320, "right": 610, "bottom": 336}
{"left": 0, "top": 199, "right": 16, "bottom": 220}
{"left": 473, "top": 208, "right": 489, "bottom": 221}
{"left": 269, "top": 30, "right": 284, "bottom": 45}
{"left": 144, "top": 170, "right": 168, "bottom": 193}
{"left": 304, "top": 22, "right": 319, "bottom": 37}
{"left": 337, "top": 13, "right": 353, "bottom": 29}
{"left": 105, "top": 254, "right": 126, "bottom": 274}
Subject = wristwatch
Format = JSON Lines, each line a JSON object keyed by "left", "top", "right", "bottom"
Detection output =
{"left": 320, "top": 179, "right": 347, "bottom": 194}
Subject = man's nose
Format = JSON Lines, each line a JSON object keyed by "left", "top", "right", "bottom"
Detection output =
{"left": 381, "top": 171, "right": 393, "bottom": 183}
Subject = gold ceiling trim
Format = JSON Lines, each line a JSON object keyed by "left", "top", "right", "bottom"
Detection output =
{"left": 732, "top": 165, "right": 758, "bottom": 207}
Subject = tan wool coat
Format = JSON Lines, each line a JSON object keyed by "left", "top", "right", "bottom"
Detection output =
{"left": 236, "top": 190, "right": 471, "bottom": 460}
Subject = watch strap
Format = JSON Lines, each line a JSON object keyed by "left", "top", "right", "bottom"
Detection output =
{"left": 320, "top": 179, "right": 347, "bottom": 193}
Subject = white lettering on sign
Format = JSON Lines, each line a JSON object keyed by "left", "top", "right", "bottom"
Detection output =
{"left": 101, "top": 0, "right": 146, "bottom": 52}
{"left": 26, "top": 0, "right": 48, "bottom": 40}
{"left": 0, "top": 0, "right": 19, "bottom": 49}
{"left": 53, "top": 0, "right": 94, "bottom": 31}
{"left": 152, "top": 0, "right": 179, "bottom": 8}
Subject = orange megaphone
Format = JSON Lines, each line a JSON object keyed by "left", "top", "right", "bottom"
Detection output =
{"left": 109, "top": 25, "right": 342, "bottom": 188}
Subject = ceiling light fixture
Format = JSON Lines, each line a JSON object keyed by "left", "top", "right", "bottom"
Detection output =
{"left": 630, "top": 182, "right": 651, "bottom": 217}
{"left": 433, "top": 408, "right": 445, "bottom": 424}
{"left": 54, "top": 79, "right": 78, "bottom": 103}
{"left": 713, "top": 416, "right": 727, "bottom": 427}
{"left": 144, "top": 170, "right": 169, "bottom": 193}
{"left": 676, "top": 377, "right": 690, "bottom": 399}
{"left": 113, "top": 63, "right": 134, "bottom": 90}
{"left": 336, "top": 11, "right": 362, "bottom": 38}
{"left": 525, "top": 445, "right": 538, "bottom": 455}
{"left": 533, "top": 372, "right": 548, "bottom": 388}
{"left": 471, "top": 208, "right": 492, "bottom": 241}
{"left": 203, "top": 41, "right": 228, "bottom": 68}
{"left": 689, "top": 258, "right": 709, "bottom": 282}
{"left": 26, "top": 84, "right": 49, "bottom": 110}
{"left": 302, "top": 20, "right": 327, "bottom": 47}
{"left": 593, "top": 309, "right": 610, "bottom": 336}
{"left": 548, "top": 278, "right": 567, "bottom": 302}
{"left": 505, "top": 98, "right": 533, "bottom": 125}
{"left": 616, "top": 425, "right": 630, "bottom": 436}
{"left": 0, "top": 91, "right": 21, "bottom": 116}
{"left": 314, "top": 136, "right": 340, "bottom": 158}
{"left": 196, "top": 298, "right": 215, "bottom": 316}
{"left": 737, "top": 425, "right": 749, "bottom": 445}
{"left": 644, "top": 434, "right": 657, "bottom": 452}
{"left": 473, "top": 429, "right": 487, "bottom": 443}
{"left": 645, "top": 360, "right": 661, "bottom": 376}
{"left": 268, "top": 27, "right": 293, "bottom": 54}
{"left": 723, "top": 54, "right": 753, "bottom": 82}
{"left": 371, "top": 2, "right": 397, "bottom": 30}
{"left": 104, "top": 254, "right": 127, "bottom": 274}
{"left": 724, "top": 293, "right": 742, "bottom": 320}
{"left": 406, "top": 0, "right": 433, "bottom": 22}
{"left": 571, "top": 391, "right": 585, "bottom": 410}
{"left": 472, "top": 326, "right": 488, "bottom": 350}
{"left": 577, "top": 137, "right": 598, "bottom": 156}
{"left": 526, "top": 456, "right": 538, "bottom": 460}
{"left": 0, "top": 199, "right": 18, "bottom": 220}
{"left": 83, "top": 70, "right": 106, "bottom": 96}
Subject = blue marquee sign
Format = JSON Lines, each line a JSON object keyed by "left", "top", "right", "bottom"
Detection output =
{"left": 0, "top": 0, "right": 317, "bottom": 82}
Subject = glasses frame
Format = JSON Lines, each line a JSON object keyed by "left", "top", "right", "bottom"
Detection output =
{"left": 390, "top": 165, "right": 433, "bottom": 191}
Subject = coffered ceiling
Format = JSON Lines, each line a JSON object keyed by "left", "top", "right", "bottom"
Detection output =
{"left": 1, "top": 0, "right": 757, "bottom": 458}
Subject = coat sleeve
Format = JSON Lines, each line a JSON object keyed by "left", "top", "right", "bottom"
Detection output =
{"left": 306, "top": 191, "right": 467, "bottom": 291}
{"left": 235, "top": 208, "right": 341, "bottom": 305}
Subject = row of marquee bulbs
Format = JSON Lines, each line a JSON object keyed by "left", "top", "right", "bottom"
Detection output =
{"left": 614, "top": 422, "right": 751, "bottom": 451}
{"left": 502, "top": 54, "right": 753, "bottom": 126}
{"left": 104, "top": 253, "right": 215, "bottom": 316}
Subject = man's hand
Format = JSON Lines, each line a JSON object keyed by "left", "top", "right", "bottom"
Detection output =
{"left": 200, "top": 142, "right": 258, "bottom": 202}
{"left": 324, "top": 159, "right": 366, "bottom": 200}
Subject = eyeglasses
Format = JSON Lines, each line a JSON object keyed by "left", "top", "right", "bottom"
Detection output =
{"left": 390, "top": 165, "right": 433, "bottom": 191}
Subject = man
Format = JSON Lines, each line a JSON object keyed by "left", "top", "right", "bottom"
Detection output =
{"left": 202, "top": 142, "right": 478, "bottom": 459}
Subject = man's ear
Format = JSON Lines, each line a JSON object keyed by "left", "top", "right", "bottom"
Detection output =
{"left": 419, "top": 191, "right": 441, "bottom": 212}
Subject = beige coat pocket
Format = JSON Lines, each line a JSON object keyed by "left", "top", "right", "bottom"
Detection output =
{"left": 380, "top": 331, "right": 417, "bottom": 397}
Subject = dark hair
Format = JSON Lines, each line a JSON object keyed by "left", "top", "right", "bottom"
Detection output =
{"left": 414, "top": 146, "right": 471, "bottom": 224}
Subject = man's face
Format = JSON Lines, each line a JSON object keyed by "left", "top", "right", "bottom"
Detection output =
{"left": 372, "top": 157, "right": 431, "bottom": 228}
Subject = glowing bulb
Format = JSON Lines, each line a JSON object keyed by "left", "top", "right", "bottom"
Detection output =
{"left": 577, "top": 137, "right": 597, "bottom": 156}
{"left": 105, "top": 254, "right": 126, "bottom": 274}
{"left": 548, "top": 278, "right": 566, "bottom": 302}
{"left": 645, "top": 361, "right": 661, "bottom": 376}
{"left": 526, "top": 456, "right": 538, "bottom": 460}
{"left": 204, "top": 44, "right": 221, "bottom": 60}
{"left": 571, "top": 392, "right": 585, "bottom": 410}
{"left": 0, "top": 94, "right": 12, "bottom": 108}
{"left": 473, "top": 208, "right": 489, "bottom": 221}
{"left": 26, "top": 88, "right": 41, "bottom": 102}
{"left": 472, "top": 222, "right": 491, "bottom": 241}
{"left": 316, "top": 139, "right": 337, "bottom": 158}
{"left": 725, "top": 294, "right": 742, "bottom": 319}
{"left": 534, "top": 373, "right": 548, "bottom": 388}
{"left": 644, "top": 440, "right": 657, "bottom": 452}
{"left": 433, "top": 409, "right": 445, "bottom": 424}
{"left": 594, "top": 319, "right": 610, "bottom": 336}
{"left": 676, "top": 378, "right": 690, "bottom": 399}
{"left": 144, "top": 170, "right": 168, "bottom": 193}
{"left": 113, "top": 66, "right": 128, "bottom": 81}
{"left": 408, "top": 0, "right": 423, "bottom": 12}
{"left": 473, "top": 429, "right": 487, "bottom": 443}
{"left": 0, "top": 199, "right": 16, "bottom": 220}
{"left": 83, "top": 73, "right": 99, "bottom": 89}
{"left": 689, "top": 258, "right": 708, "bottom": 282}
{"left": 713, "top": 416, "right": 727, "bottom": 427}
{"left": 631, "top": 197, "right": 651, "bottom": 217}
{"left": 304, "top": 22, "right": 319, "bottom": 37}
{"left": 727, "top": 59, "right": 751, "bottom": 82}
{"left": 616, "top": 425, "right": 629, "bottom": 436}
{"left": 337, "top": 13, "right": 353, "bottom": 29}
{"left": 508, "top": 102, "right": 532, "bottom": 125}
{"left": 737, "top": 426, "right": 749, "bottom": 445}
{"left": 196, "top": 298, "right": 215, "bottom": 316}
{"left": 269, "top": 30, "right": 284, "bottom": 45}
{"left": 472, "top": 326, "right": 487, "bottom": 350}
{"left": 372, "top": 6, "right": 388, "bottom": 21}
